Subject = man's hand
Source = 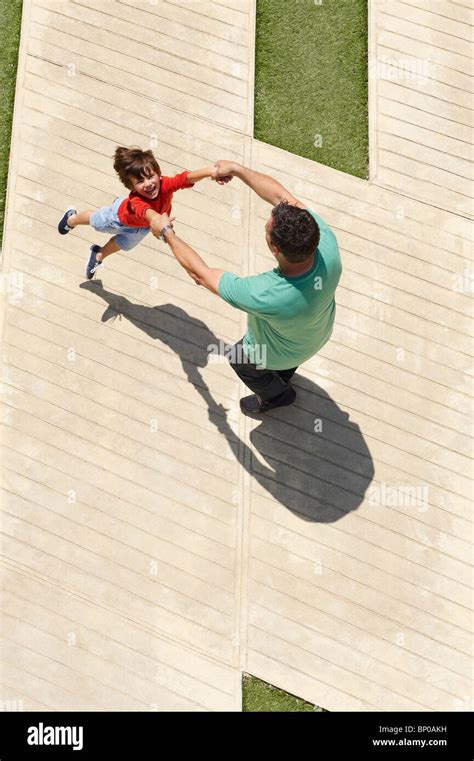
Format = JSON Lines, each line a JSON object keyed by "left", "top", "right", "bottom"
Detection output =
{"left": 212, "top": 160, "right": 239, "bottom": 185}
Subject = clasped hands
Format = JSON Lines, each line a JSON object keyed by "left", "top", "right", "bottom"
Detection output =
{"left": 149, "top": 160, "right": 239, "bottom": 238}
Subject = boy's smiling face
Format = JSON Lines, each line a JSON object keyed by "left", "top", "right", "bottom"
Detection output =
{"left": 130, "top": 170, "right": 161, "bottom": 200}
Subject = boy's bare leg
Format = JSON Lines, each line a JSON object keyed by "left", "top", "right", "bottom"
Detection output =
{"left": 96, "top": 237, "right": 121, "bottom": 262}
{"left": 68, "top": 210, "right": 94, "bottom": 228}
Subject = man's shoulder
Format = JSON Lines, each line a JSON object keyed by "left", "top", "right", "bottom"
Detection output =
{"left": 220, "top": 268, "right": 277, "bottom": 288}
{"left": 306, "top": 208, "right": 333, "bottom": 235}
{"left": 217, "top": 269, "right": 280, "bottom": 311}
{"left": 307, "top": 209, "right": 340, "bottom": 259}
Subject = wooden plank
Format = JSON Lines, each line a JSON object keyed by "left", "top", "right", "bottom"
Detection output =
{"left": 378, "top": 80, "right": 472, "bottom": 128}
{"left": 249, "top": 556, "right": 472, "bottom": 672}
{"left": 378, "top": 9, "right": 473, "bottom": 61}
{"left": 165, "top": 0, "right": 250, "bottom": 30}
{"left": 250, "top": 524, "right": 471, "bottom": 647}
{"left": 34, "top": 0, "right": 249, "bottom": 82}
{"left": 377, "top": 41, "right": 473, "bottom": 91}
{"left": 4, "top": 449, "right": 235, "bottom": 568}
{"left": 248, "top": 602, "right": 461, "bottom": 710}
{"left": 402, "top": 0, "right": 474, "bottom": 25}
{"left": 378, "top": 112, "right": 473, "bottom": 162}
{"left": 382, "top": 0, "right": 474, "bottom": 40}
{"left": 25, "top": 41, "right": 246, "bottom": 131}
{"left": 117, "top": 0, "right": 249, "bottom": 46}
{"left": 376, "top": 165, "right": 473, "bottom": 217}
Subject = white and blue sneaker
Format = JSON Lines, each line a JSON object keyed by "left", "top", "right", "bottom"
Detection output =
{"left": 58, "top": 207, "right": 76, "bottom": 235}
{"left": 85, "top": 245, "right": 103, "bottom": 280}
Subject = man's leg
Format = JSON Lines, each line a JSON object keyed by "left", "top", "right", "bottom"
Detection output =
{"left": 228, "top": 338, "right": 298, "bottom": 412}
{"left": 276, "top": 367, "right": 298, "bottom": 384}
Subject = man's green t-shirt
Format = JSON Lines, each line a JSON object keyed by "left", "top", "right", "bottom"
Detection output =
{"left": 217, "top": 210, "right": 342, "bottom": 370}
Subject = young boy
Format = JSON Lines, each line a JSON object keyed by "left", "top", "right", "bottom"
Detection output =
{"left": 58, "top": 146, "right": 220, "bottom": 279}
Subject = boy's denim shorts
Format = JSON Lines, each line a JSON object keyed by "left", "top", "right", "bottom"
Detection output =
{"left": 90, "top": 197, "right": 149, "bottom": 251}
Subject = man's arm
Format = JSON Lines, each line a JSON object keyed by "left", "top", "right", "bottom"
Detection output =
{"left": 166, "top": 232, "right": 225, "bottom": 293}
{"left": 213, "top": 160, "right": 305, "bottom": 208}
{"left": 149, "top": 213, "right": 225, "bottom": 294}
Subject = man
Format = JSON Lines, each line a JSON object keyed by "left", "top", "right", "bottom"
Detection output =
{"left": 149, "top": 161, "right": 342, "bottom": 414}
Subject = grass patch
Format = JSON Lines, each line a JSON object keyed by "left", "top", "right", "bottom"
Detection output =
{"left": 242, "top": 674, "right": 328, "bottom": 712}
{"left": 255, "top": 0, "right": 368, "bottom": 179}
{"left": 0, "top": 0, "right": 22, "bottom": 245}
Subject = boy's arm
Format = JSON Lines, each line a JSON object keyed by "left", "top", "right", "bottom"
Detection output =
{"left": 144, "top": 208, "right": 160, "bottom": 224}
{"left": 186, "top": 165, "right": 232, "bottom": 185}
{"left": 212, "top": 160, "right": 304, "bottom": 207}
{"left": 186, "top": 165, "right": 214, "bottom": 184}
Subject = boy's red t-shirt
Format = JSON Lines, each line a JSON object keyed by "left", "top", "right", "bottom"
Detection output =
{"left": 117, "top": 171, "right": 194, "bottom": 227}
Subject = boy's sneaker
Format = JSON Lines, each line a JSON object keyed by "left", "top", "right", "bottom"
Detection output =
{"left": 58, "top": 207, "right": 76, "bottom": 235}
{"left": 85, "top": 245, "right": 103, "bottom": 279}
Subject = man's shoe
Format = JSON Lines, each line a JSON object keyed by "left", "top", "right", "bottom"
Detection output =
{"left": 240, "top": 386, "right": 296, "bottom": 414}
{"left": 58, "top": 207, "right": 76, "bottom": 235}
{"left": 85, "top": 245, "right": 103, "bottom": 279}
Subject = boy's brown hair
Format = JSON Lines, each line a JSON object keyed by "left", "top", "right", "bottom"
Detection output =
{"left": 113, "top": 146, "right": 161, "bottom": 190}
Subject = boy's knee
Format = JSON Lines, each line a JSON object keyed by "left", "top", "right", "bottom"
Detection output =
{"left": 115, "top": 236, "right": 135, "bottom": 251}
{"left": 116, "top": 230, "right": 148, "bottom": 251}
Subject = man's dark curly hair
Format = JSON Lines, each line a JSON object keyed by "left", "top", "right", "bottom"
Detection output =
{"left": 270, "top": 202, "right": 320, "bottom": 263}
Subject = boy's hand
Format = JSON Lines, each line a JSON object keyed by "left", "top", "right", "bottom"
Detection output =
{"left": 212, "top": 160, "right": 238, "bottom": 184}
{"left": 149, "top": 212, "right": 175, "bottom": 238}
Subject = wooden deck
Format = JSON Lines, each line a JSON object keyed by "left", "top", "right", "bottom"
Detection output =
{"left": 1, "top": 0, "right": 472, "bottom": 712}
{"left": 372, "top": 0, "right": 473, "bottom": 217}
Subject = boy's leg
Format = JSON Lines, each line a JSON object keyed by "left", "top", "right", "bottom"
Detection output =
{"left": 96, "top": 236, "right": 121, "bottom": 262}
{"left": 85, "top": 225, "right": 148, "bottom": 279}
{"left": 67, "top": 210, "right": 94, "bottom": 228}
{"left": 85, "top": 236, "right": 120, "bottom": 279}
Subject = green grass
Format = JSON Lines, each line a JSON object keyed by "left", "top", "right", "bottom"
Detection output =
{"left": 255, "top": 0, "right": 368, "bottom": 179}
{"left": 0, "top": 0, "right": 22, "bottom": 245}
{"left": 242, "top": 674, "right": 328, "bottom": 712}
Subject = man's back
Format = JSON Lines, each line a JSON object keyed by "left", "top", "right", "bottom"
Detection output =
{"left": 218, "top": 210, "right": 342, "bottom": 369}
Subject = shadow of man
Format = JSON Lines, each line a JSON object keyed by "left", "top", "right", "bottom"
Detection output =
{"left": 81, "top": 281, "right": 374, "bottom": 523}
